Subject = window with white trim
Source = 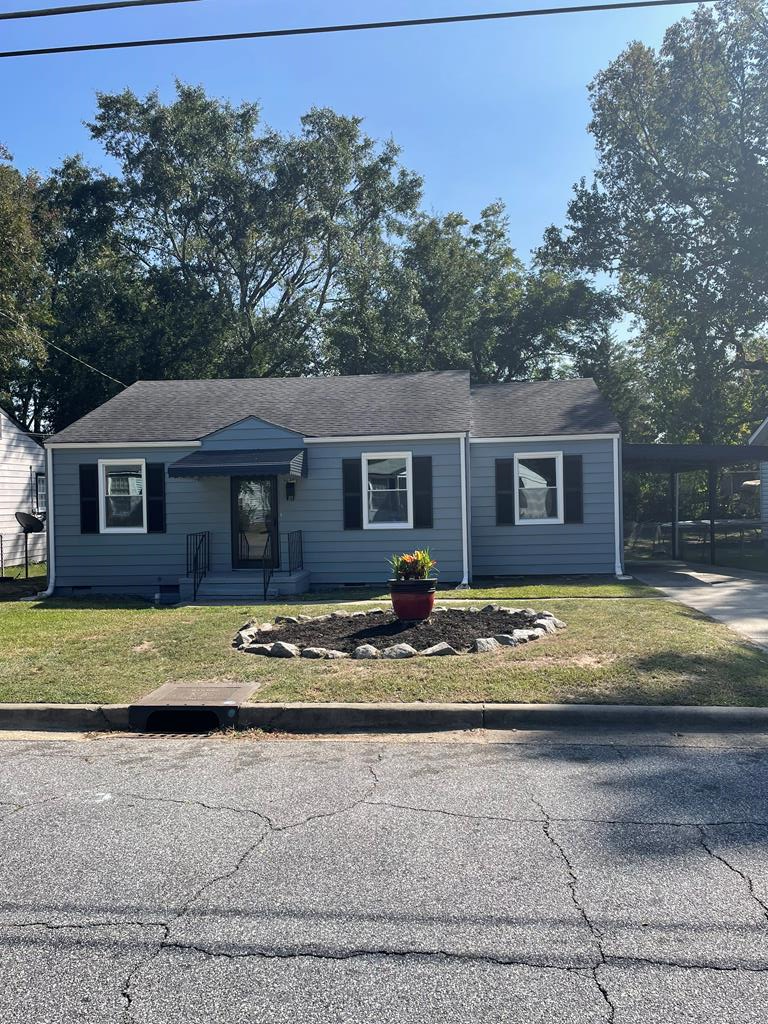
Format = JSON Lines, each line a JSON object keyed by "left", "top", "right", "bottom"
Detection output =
{"left": 514, "top": 452, "right": 564, "bottom": 525}
{"left": 35, "top": 472, "right": 47, "bottom": 513}
{"left": 362, "top": 452, "right": 413, "bottom": 529}
{"left": 99, "top": 459, "right": 147, "bottom": 533}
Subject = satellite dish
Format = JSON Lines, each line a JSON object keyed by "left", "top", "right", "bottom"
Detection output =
{"left": 14, "top": 512, "right": 45, "bottom": 581}
{"left": 16, "top": 512, "right": 45, "bottom": 534}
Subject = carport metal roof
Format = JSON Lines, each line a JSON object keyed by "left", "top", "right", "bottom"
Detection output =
{"left": 623, "top": 443, "right": 768, "bottom": 472}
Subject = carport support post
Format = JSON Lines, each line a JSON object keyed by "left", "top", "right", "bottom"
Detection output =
{"left": 708, "top": 464, "right": 717, "bottom": 566}
{"left": 669, "top": 472, "right": 679, "bottom": 560}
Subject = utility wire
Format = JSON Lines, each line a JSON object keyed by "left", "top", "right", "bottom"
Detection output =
{"left": 41, "top": 339, "right": 128, "bottom": 387}
{"left": 0, "top": 0, "right": 719, "bottom": 59}
{"left": 0, "top": 0, "right": 202, "bottom": 21}
{"left": 0, "top": 308, "right": 126, "bottom": 385}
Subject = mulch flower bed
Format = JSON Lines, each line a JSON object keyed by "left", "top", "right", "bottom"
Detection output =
{"left": 233, "top": 606, "right": 566, "bottom": 660}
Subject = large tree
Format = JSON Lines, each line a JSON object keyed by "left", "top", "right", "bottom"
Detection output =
{"left": 326, "top": 202, "right": 617, "bottom": 383}
{"left": 543, "top": 0, "right": 768, "bottom": 441}
{"left": 0, "top": 147, "right": 49, "bottom": 429}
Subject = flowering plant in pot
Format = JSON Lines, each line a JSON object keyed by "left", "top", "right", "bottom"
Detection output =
{"left": 389, "top": 549, "right": 438, "bottom": 620}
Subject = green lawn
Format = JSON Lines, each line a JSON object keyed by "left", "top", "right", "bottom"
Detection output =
{"left": 1, "top": 588, "right": 767, "bottom": 707}
{"left": 312, "top": 575, "right": 650, "bottom": 602}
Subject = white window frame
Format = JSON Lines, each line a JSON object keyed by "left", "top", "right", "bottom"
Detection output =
{"left": 35, "top": 472, "right": 47, "bottom": 513}
{"left": 362, "top": 451, "right": 413, "bottom": 530}
{"left": 513, "top": 451, "right": 564, "bottom": 526}
{"left": 98, "top": 458, "right": 148, "bottom": 534}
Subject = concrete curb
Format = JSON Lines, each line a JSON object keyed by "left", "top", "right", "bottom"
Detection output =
{"left": 4, "top": 701, "right": 768, "bottom": 734}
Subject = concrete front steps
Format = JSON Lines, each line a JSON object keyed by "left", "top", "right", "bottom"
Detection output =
{"left": 179, "top": 569, "right": 311, "bottom": 603}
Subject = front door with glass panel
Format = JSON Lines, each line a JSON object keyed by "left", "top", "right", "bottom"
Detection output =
{"left": 231, "top": 477, "right": 278, "bottom": 569}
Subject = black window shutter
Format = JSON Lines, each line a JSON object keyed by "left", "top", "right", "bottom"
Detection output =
{"left": 496, "top": 459, "right": 515, "bottom": 525}
{"left": 342, "top": 458, "right": 363, "bottom": 530}
{"left": 564, "top": 454, "right": 584, "bottom": 524}
{"left": 412, "top": 456, "right": 433, "bottom": 529}
{"left": 146, "top": 463, "right": 166, "bottom": 533}
{"left": 79, "top": 464, "right": 99, "bottom": 534}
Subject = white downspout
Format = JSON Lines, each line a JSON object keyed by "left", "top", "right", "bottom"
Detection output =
{"left": 613, "top": 435, "right": 628, "bottom": 578}
{"left": 458, "top": 432, "right": 470, "bottom": 587}
{"left": 36, "top": 445, "right": 56, "bottom": 598}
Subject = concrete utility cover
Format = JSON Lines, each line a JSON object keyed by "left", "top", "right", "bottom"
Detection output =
{"left": 134, "top": 683, "right": 259, "bottom": 707}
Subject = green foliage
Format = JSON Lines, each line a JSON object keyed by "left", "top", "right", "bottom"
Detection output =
{"left": 544, "top": 0, "right": 768, "bottom": 442}
{"left": 389, "top": 549, "right": 437, "bottom": 581}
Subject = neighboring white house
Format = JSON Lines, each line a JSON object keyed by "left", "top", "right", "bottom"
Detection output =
{"left": 0, "top": 407, "right": 46, "bottom": 569}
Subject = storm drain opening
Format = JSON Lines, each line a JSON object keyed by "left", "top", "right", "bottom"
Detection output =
{"left": 138, "top": 708, "right": 227, "bottom": 733}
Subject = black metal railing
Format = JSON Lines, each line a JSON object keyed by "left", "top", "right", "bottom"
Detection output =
{"left": 186, "top": 531, "right": 210, "bottom": 601}
{"left": 238, "top": 530, "right": 251, "bottom": 563}
{"left": 287, "top": 530, "right": 304, "bottom": 574}
{"left": 262, "top": 533, "right": 275, "bottom": 601}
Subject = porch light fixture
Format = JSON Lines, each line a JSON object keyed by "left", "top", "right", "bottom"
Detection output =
{"left": 285, "top": 481, "right": 296, "bottom": 501}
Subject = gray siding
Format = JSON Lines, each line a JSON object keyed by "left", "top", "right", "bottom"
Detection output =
{"left": 278, "top": 438, "right": 465, "bottom": 585}
{"left": 200, "top": 417, "right": 303, "bottom": 451}
{"left": 0, "top": 410, "right": 45, "bottom": 566}
{"left": 470, "top": 438, "right": 618, "bottom": 576}
{"left": 52, "top": 445, "right": 214, "bottom": 594}
{"left": 51, "top": 426, "right": 466, "bottom": 594}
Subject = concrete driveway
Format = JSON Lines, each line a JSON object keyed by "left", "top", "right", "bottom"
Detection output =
{"left": 633, "top": 564, "right": 768, "bottom": 650}
{"left": 3, "top": 730, "right": 768, "bottom": 1022}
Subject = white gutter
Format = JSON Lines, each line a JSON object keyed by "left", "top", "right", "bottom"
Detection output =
{"left": 47, "top": 440, "right": 202, "bottom": 449}
{"left": 305, "top": 432, "right": 464, "bottom": 444}
{"left": 470, "top": 432, "right": 621, "bottom": 444}
{"left": 36, "top": 445, "right": 56, "bottom": 598}
{"left": 459, "top": 433, "right": 470, "bottom": 587}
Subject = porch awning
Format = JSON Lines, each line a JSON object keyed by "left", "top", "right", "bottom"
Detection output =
{"left": 167, "top": 448, "right": 306, "bottom": 479}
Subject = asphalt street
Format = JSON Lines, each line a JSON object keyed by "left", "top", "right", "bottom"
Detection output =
{"left": 3, "top": 729, "right": 768, "bottom": 1022}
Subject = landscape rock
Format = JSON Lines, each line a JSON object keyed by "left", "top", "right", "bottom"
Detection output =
{"left": 269, "top": 641, "right": 301, "bottom": 658}
{"left": 493, "top": 634, "right": 519, "bottom": 647}
{"left": 421, "top": 642, "right": 459, "bottom": 656}
{"left": 533, "top": 617, "right": 558, "bottom": 635}
{"left": 471, "top": 637, "right": 502, "bottom": 654}
{"left": 349, "top": 611, "right": 368, "bottom": 619}
{"left": 242, "top": 643, "right": 274, "bottom": 656}
{"left": 352, "top": 644, "right": 380, "bottom": 659}
{"left": 300, "top": 647, "right": 329, "bottom": 659}
{"left": 368, "top": 608, "right": 385, "bottom": 615}
{"left": 481, "top": 604, "right": 501, "bottom": 613}
{"left": 325, "top": 649, "right": 350, "bottom": 659}
{"left": 234, "top": 629, "right": 257, "bottom": 647}
{"left": 330, "top": 610, "right": 350, "bottom": 619}
{"left": 274, "top": 615, "right": 300, "bottom": 625}
{"left": 381, "top": 643, "right": 419, "bottom": 659}
{"left": 511, "top": 629, "right": 534, "bottom": 643}
{"left": 297, "top": 614, "right": 314, "bottom": 622}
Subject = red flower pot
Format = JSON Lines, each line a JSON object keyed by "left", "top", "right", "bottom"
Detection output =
{"left": 389, "top": 579, "right": 437, "bottom": 621}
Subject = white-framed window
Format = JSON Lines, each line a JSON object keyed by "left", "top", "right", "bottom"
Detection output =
{"left": 362, "top": 451, "right": 413, "bottom": 529}
{"left": 98, "top": 459, "right": 147, "bottom": 533}
{"left": 35, "top": 472, "right": 47, "bottom": 513}
{"left": 513, "top": 452, "right": 564, "bottom": 525}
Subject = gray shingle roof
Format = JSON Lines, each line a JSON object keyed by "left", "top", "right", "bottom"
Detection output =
{"left": 470, "top": 378, "right": 620, "bottom": 438}
{"left": 49, "top": 372, "right": 472, "bottom": 443}
{"left": 48, "top": 372, "right": 619, "bottom": 444}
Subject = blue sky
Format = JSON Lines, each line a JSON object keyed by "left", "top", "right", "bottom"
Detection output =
{"left": 0, "top": 0, "right": 687, "bottom": 258}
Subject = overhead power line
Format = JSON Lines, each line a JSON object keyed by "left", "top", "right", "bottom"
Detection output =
{"left": 42, "top": 339, "right": 128, "bottom": 387}
{"left": 0, "top": 0, "right": 719, "bottom": 59}
{"left": 0, "top": 0, "right": 202, "bottom": 21}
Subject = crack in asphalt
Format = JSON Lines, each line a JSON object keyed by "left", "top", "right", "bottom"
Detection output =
{"left": 697, "top": 825, "right": 768, "bottom": 924}
{"left": 118, "top": 756, "right": 383, "bottom": 1021}
{"left": 532, "top": 797, "right": 615, "bottom": 1024}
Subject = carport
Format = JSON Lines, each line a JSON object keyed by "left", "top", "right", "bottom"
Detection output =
{"left": 623, "top": 443, "right": 768, "bottom": 566}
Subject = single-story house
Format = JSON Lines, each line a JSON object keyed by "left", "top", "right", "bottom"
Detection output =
{"left": 42, "top": 371, "right": 624, "bottom": 600}
{"left": 0, "top": 406, "right": 46, "bottom": 570}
